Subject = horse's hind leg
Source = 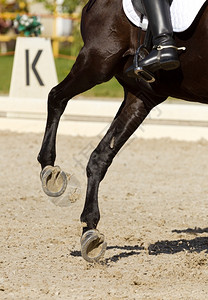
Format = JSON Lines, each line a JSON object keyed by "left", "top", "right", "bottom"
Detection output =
{"left": 80, "top": 90, "right": 162, "bottom": 262}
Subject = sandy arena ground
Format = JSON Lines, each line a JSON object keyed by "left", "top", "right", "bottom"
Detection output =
{"left": 1, "top": 130, "right": 208, "bottom": 299}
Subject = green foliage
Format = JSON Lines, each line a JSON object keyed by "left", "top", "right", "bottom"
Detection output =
{"left": 55, "top": 57, "right": 74, "bottom": 81}
{"left": 14, "top": 15, "right": 43, "bottom": 37}
{"left": 0, "top": 56, "right": 14, "bottom": 94}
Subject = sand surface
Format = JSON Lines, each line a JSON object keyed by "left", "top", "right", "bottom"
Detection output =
{"left": 1, "top": 131, "right": 208, "bottom": 299}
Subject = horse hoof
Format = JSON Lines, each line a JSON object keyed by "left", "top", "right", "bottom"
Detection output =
{"left": 40, "top": 166, "right": 81, "bottom": 207}
{"left": 81, "top": 229, "right": 107, "bottom": 263}
{"left": 40, "top": 165, "right": 67, "bottom": 197}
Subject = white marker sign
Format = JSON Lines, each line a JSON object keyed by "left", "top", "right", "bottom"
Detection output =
{"left": 10, "top": 37, "right": 58, "bottom": 99}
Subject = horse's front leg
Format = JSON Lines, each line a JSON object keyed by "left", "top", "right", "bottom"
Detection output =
{"left": 37, "top": 46, "right": 122, "bottom": 197}
{"left": 80, "top": 91, "right": 156, "bottom": 262}
{"left": 37, "top": 0, "right": 131, "bottom": 198}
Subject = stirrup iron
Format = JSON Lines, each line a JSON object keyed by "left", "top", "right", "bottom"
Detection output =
{"left": 133, "top": 44, "right": 156, "bottom": 83}
{"left": 134, "top": 67, "right": 155, "bottom": 83}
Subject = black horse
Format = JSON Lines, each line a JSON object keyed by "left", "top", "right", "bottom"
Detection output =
{"left": 38, "top": 0, "right": 208, "bottom": 262}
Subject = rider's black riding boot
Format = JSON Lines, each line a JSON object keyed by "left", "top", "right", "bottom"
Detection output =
{"left": 139, "top": 0, "right": 180, "bottom": 73}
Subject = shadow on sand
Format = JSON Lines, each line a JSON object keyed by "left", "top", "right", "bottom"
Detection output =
{"left": 148, "top": 227, "right": 208, "bottom": 255}
{"left": 70, "top": 227, "right": 208, "bottom": 262}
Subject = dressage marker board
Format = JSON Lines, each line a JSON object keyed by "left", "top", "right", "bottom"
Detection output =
{"left": 9, "top": 37, "right": 58, "bottom": 99}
